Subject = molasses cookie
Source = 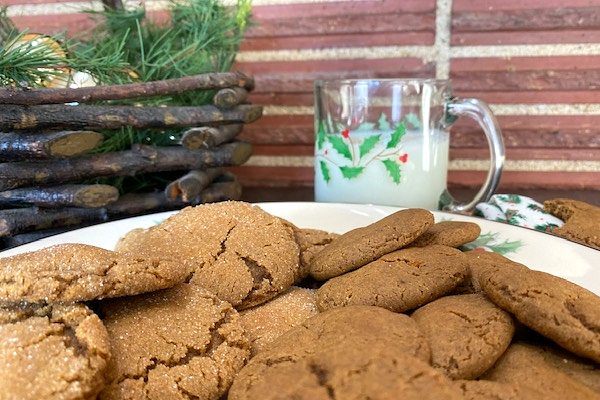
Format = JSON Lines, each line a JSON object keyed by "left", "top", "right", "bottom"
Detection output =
{"left": 513, "top": 337, "right": 600, "bottom": 393}
{"left": 0, "top": 302, "right": 110, "bottom": 400}
{"left": 293, "top": 228, "right": 339, "bottom": 281}
{"left": 98, "top": 283, "right": 250, "bottom": 400}
{"left": 229, "top": 344, "right": 464, "bottom": 400}
{"left": 544, "top": 198, "right": 600, "bottom": 250}
{"left": 478, "top": 257, "right": 600, "bottom": 363}
{"left": 481, "top": 343, "right": 600, "bottom": 399}
{"left": 455, "top": 250, "right": 522, "bottom": 294}
{"left": 411, "top": 220, "right": 481, "bottom": 248}
{"left": 0, "top": 243, "right": 189, "bottom": 303}
{"left": 316, "top": 245, "right": 469, "bottom": 312}
{"left": 239, "top": 286, "right": 319, "bottom": 356}
{"left": 309, "top": 208, "right": 434, "bottom": 280}
{"left": 229, "top": 306, "right": 451, "bottom": 400}
{"left": 114, "top": 201, "right": 300, "bottom": 309}
{"left": 412, "top": 293, "right": 515, "bottom": 379}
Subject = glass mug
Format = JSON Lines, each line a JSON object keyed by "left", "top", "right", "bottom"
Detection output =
{"left": 313, "top": 79, "right": 505, "bottom": 212}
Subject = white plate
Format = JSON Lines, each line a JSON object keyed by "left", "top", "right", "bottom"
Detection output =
{"left": 2, "top": 202, "right": 599, "bottom": 295}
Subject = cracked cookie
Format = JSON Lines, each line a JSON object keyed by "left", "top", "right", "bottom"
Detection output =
{"left": 114, "top": 201, "right": 300, "bottom": 309}
{"left": 0, "top": 243, "right": 189, "bottom": 303}
{"left": 478, "top": 257, "right": 600, "bottom": 363}
{"left": 316, "top": 245, "right": 469, "bottom": 312}
{"left": 229, "top": 306, "right": 463, "bottom": 400}
{"left": 309, "top": 208, "right": 434, "bottom": 280}
{"left": 98, "top": 283, "right": 250, "bottom": 400}
{"left": 544, "top": 198, "right": 600, "bottom": 250}
{"left": 481, "top": 342, "right": 600, "bottom": 399}
{"left": 0, "top": 302, "right": 110, "bottom": 400}
{"left": 411, "top": 220, "right": 481, "bottom": 248}
{"left": 239, "top": 286, "right": 319, "bottom": 356}
{"left": 412, "top": 293, "right": 515, "bottom": 379}
{"left": 293, "top": 228, "right": 339, "bottom": 282}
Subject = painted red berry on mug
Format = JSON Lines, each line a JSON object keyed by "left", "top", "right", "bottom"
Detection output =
{"left": 341, "top": 129, "right": 350, "bottom": 138}
{"left": 399, "top": 153, "right": 408, "bottom": 163}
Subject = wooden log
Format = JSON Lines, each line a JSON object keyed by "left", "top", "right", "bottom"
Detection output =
{"left": 0, "top": 176, "right": 242, "bottom": 237}
{"left": 0, "top": 130, "right": 103, "bottom": 161}
{"left": 181, "top": 124, "right": 243, "bottom": 149}
{"left": 0, "top": 184, "right": 119, "bottom": 208}
{"left": 107, "top": 178, "right": 242, "bottom": 214}
{"left": 181, "top": 127, "right": 219, "bottom": 149}
{"left": 0, "top": 141, "right": 252, "bottom": 190}
{"left": 0, "top": 71, "right": 255, "bottom": 105}
{"left": 1, "top": 226, "right": 83, "bottom": 249}
{"left": 0, "top": 104, "right": 262, "bottom": 131}
{"left": 0, "top": 207, "right": 108, "bottom": 237}
{"left": 165, "top": 168, "right": 223, "bottom": 202}
{"left": 213, "top": 87, "right": 248, "bottom": 109}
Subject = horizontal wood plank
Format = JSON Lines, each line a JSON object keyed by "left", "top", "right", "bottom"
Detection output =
{"left": 452, "top": 30, "right": 600, "bottom": 46}
{"left": 453, "top": 7, "right": 600, "bottom": 32}
{"left": 241, "top": 32, "right": 434, "bottom": 51}
{"left": 252, "top": 0, "right": 435, "bottom": 19}
{"left": 231, "top": 166, "right": 600, "bottom": 190}
{"left": 245, "top": 12, "right": 434, "bottom": 38}
{"left": 451, "top": 69, "right": 600, "bottom": 92}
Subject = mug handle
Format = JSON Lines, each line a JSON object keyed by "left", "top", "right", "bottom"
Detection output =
{"left": 441, "top": 98, "right": 505, "bottom": 213}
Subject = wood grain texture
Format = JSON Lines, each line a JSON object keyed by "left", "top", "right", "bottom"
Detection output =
{"left": 7, "top": 0, "right": 600, "bottom": 191}
{"left": 230, "top": 166, "right": 600, "bottom": 190}
{"left": 453, "top": 7, "right": 600, "bottom": 32}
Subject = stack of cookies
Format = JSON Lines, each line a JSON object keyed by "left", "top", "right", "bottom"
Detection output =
{"left": 0, "top": 201, "right": 599, "bottom": 400}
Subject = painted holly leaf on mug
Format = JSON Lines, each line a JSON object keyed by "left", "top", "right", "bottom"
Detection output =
{"left": 386, "top": 121, "right": 406, "bottom": 149}
{"left": 315, "top": 112, "right": 414, "bottom": 184}
{"left": 359, "top": 134, "right": 381, "bottom": 158}
{"left": 404, "top": 112, "right": 421, "bottom": 129}
{"left": 356, "top": 122, "right": 376, "bottom": 131}
{"left": 320, "top": 160, "right": 331, "bottom": 183}
{"left": 381, "top": 159, "right": 401, "bottom": 183}
{"left": 377, "top": 113, "right": 391, "bottom": 130}
{"left": 328, "top": 135, "right": 352, "bottom": 161}
{"left": 339, "top": 166, "right": 364, "bottom": 179}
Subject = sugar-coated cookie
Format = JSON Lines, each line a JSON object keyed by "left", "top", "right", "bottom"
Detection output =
{"left": 115, "top": 201, "right": 300, "bottom": 309}
{"left": 0, "top": 303, "right": 110, "bottom": 400}
{"left": 98, "top": 284, "right": 250, "bottom": 400}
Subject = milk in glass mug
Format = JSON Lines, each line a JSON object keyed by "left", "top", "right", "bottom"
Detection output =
{"left": 313, "top": 79, "right": 505, "bottom": 212}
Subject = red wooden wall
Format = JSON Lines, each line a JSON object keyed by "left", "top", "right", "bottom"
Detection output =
{"left": 6, "top": 0, "right": 600, "bottom": 194}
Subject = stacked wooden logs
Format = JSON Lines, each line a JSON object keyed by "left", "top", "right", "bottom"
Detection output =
{"left": 0, "top": 71, "right": 261, "bottom": 248}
